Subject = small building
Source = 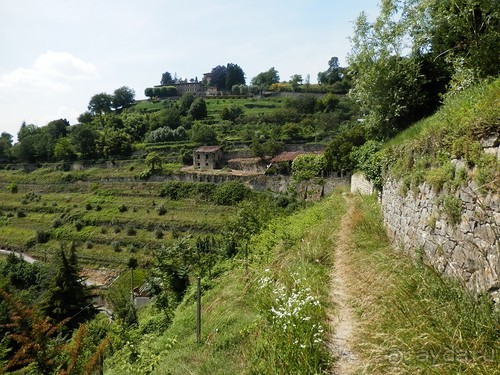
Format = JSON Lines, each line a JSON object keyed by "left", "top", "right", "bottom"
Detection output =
{"left": 193, "top": 146, "right": 223, "bottom": 169}
{"left": 268, "top": 151, "right": 311, "bottom": 175}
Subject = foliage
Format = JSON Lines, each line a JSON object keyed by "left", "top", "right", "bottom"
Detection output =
{"left": 40, "top": 246, "right": 97, "bottom": 332}
{"left": 0, "top": 291, "right": 68, "bottom": 374}
{"left": 317, "top": 56, "right": 342, "bottom": 85}
{"left": 160, "top": 71, "right": 175, "bottom": 86}
{"left": 188, "top": 97, "right": 208, "bottom": 120}
{"left": 212, "top": 181, "right": 249, "bottom": 206}
{"left": 210, "top": 65, "right": 228, "bottom": 91}
{"left": 190, "top": 122, "right": 217, "bottom": 145}
{"left": 251, "top": 67, "right": 280, "bottom": 89}
{"left": 324, "top": 125, "right": 367, "bottom": 172}
{"left": 88, "top": 92, "right": 114, "bottom": 115}
{"left": 112, "top": 86, "right": 136, "bottom": 110}
{"left": 220, "top": 105, "right": 243, "bottom": 123}
{"left": 291, "top": 154, "right": 326, "bottom": 182}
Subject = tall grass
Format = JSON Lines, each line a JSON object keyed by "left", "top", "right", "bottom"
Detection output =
{"left": 347, "top": 195, "right": 500, "bottom": 374}
{"left": 105, "top": 190, "right": 347, "bottom": 374}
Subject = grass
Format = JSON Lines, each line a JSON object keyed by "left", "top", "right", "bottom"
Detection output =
{"left": 346, "top": 194, "right": 500, "bottom": 374}
{"left": 103, "top": 189, "right": 347, "bottom": 374}
{"left": 0, "top": 175, "right": 237, "bottom": 266}
{"left": 377, "top": 77, "right": 500, "bottom": 195}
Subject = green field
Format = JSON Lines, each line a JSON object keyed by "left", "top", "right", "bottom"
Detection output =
{"left": 0, "top": 177, "right": 237, "bottom": 267}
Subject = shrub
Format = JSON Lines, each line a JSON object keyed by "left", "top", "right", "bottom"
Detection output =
{"left": 213, "top": 181, "right": 250, "bottom": 205}
{"left": 85, "top": 203, "right": 93, "bottom": 210}
{"left": 16, "top": 209, "right": 26, "bottom": 218}
{"left": 126, "top": 226, "right": 137, "bottom": 236}
{"left": 112, "top": 241, "right": 121, "bottom": 252}
{"left": 85, "top": 241, "right": 94, "bottom": 249}
{"left": 35, "top": 230, "right": 50, "bottom": 244}
{"left": 7, "top": 182, "right": 18, "bottom": 194}
{"left": 154, "top": 228, "right": 163, "bottom": 239}
{"left": 156, "top": 204, "right": 167, "bottom": 216}
{"left": 53, "top": 218, "right": 62, "bottom": 228}
{"left": 75, "top": 221, "right": 84, "bottom": 231}
{"left": 443, "top": 195, "right": 462, "bottom": 225}
{"left": 118, "top": 204, "right": 128, "bottom": 213}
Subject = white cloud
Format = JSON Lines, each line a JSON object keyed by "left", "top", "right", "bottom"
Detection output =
{"left": 0, "top": 51, "right": 99, "bottom": 93}
{"left": 34, "top": 51, "right": 100, "bottom": 80}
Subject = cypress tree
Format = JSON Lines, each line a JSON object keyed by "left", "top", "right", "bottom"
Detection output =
{"left": 41, "top": 246, "right": 96, "bottom": 332}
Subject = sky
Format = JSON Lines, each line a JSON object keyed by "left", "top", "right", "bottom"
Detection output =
{"left": 0, "top": 0, "right": 379, "bottom": 141}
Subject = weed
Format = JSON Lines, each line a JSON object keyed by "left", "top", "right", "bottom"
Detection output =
{"left": 442, "top": 195, "right": 462, "bottom": 225}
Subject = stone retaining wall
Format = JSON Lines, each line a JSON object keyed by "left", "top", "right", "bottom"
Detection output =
{"left": 381, "top": 178, "right": 499, "bottom": 304}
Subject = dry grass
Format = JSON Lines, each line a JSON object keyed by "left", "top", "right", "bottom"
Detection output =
{"left": 343, "top": 195, "right": 499, "bottom": 374}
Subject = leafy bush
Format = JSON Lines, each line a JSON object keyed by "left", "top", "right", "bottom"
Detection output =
{"left": 7, "top": 182, "right": 18, "bottom": 194}
{"left": 126, "top": 226, "right": 137, "bottom": 236}
{"left": 213, "top": 181, "right": 249, "bottom": 205}
{"left": 35, "top": 229, "right": 51, "bottom": 244}
{"left": 75, "top": 221, "right": 84, "bottom": 231}
{"left": 118, "top": 204, "right": 128, "bottom": 213}
{"left": 291, "top": 154, "right": 327, "bottom": 182}
{"left": 156, "top": 204, "right": 167, "bottom": 216}
{"left": 145, "top": 126, "right": 188, "bottom": 143}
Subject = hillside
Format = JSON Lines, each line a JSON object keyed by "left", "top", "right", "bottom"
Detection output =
{"left": 98, "top": 79, "right": 499, "bottom": 374}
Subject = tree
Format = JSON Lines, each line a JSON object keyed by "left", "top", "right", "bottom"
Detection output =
{"left": 292, "top": 154, "right": 327, "bottom": 182}
{"left": 250, "top": 67, "right": 280, "bottom": 89}
{"left": 348, "top": 5, "right": 429, "bottom": 137}
{"left": 289, "top": 74, "right": 303, "bottom": 91}
{"left": 77, "top": 111, "right": 94, "bottom": 124}
{"left": 40, "top": 247, "right": 96, "bottom": 332}
{"left": 226, "top": 63, "right": 245, "bottom": 89}
{"left": 424, "top": 0, "right": 499, "bottom": 88}
{"left": 70, "top": 123, "right": 98, "bottom": 159}
{"left": 178, "top": 92, "right": 195, "bottom": 115}
{"left": 317, "top": 56, "right": 342, "bottom": 85}
{"left": 220, "top": 105, "right": 243, "bottom": 123}
{"left": 210, "top": 65, "right": 228, "bottom": 91}
{"left": 144, "top": 87, "right": 154, "bottom": 99}
{"left": 324, "top": 125, "right": 367, "bottom": 172}
{"left": 96, "top": 127, "right": 133, "bottom": 157}
{"left": 190, "top": 123, "right": 217, "bottom": 145}
{"left": 145, "top": 151, "right": 162, "bottom": 171}
{"left": 161, "top": 71, "right": 175, "bottom": 86}
{"left": 46, "top": 118, "right": 69, "bottom": 140}
{"left": 0, "top": 132, "right": 13, "bottom": 161}
{"left": 112, "top": 86, "right": 135, "bottom": 110}
{"left": 54, "top": 137, "right": 76, "bottom": 161}
{"left": 88, "top": 93, "right": 113, "bottom": 115}
{"left": 188, "top": 97, "right": 208, "bottom": 120}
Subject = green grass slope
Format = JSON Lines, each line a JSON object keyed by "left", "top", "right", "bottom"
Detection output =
{"left": 104, "top": 189, "right": 347, "bottom": 374}
{"left": 362, "top": 78, "right": 499, "bottom": 192}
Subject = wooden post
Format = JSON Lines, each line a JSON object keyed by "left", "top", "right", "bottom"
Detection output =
{"left": 130, "top": 269, "right": 134, "bottom": 304}
{"left": 196, "top": 276, "right": 201, "bottom": 343}
{"left": 245, "top": 241, "right": 248, "bottom": 273}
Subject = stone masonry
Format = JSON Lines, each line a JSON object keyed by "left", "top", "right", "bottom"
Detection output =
{"left": 381, "top": 178, "right": 499, "bottom": 305}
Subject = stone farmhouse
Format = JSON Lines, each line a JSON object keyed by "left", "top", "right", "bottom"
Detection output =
{"left": 193, "top": 146, "right": 223, "bottom": 169}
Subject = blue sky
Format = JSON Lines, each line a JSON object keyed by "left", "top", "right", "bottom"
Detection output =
{"left": 0, "top": 0, "right": 379, "bottom": 140}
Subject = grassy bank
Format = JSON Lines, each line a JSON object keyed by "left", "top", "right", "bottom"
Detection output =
{"left": 104, "top": 189, "right": 347, "bottom": 374}
{"left": 347, "top": 195, "right": 499, "bottom": 374}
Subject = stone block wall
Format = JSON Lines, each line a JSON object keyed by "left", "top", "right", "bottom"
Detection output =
{"left": 381, "top": 179, "right": 499, "bottom": 304}
{"left": 351, "top": 172, "right": 374, "bottom": 195}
